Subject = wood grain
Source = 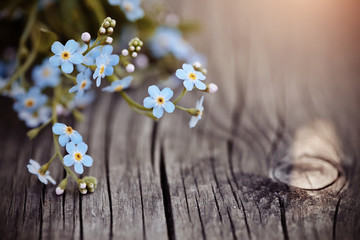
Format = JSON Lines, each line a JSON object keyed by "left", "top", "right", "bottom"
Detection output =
{"left": 1, "top": 0, "right": 360, "bottom": 239}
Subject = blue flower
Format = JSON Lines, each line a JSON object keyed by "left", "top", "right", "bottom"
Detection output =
{"left": 143, "top": 85, "right": 175, "bottom": 118}
{"left": 175, "top": 63, "right": 206, "bottom": 91}
{"left": 18, "top": 106, "right": 51, "bottom": 128}
{"left": 149, "top": 27, "right": 183, "bottom": 59}
{"left": 102, "top": 76, "right": 132, "bottom": 92}
{"left": 76, "top": 43, "right": 100, "bottom": 72}
{"left": 49, "top": 40, "right": 84, "bottom": 74}
{"left": 69, "top": 69, "right": 92, "bottom": 99}
{"left": 13, "top": 87, "right": 48, "bottom": 113}
{"left": 189, "top": 96, "right": 204, "bottom": 128}
{"left": 109, "top": 0, "right": 144, "bottom": 22}
{"left": 27, "top": 159, "right": 56, "bottom": 185}
{"left": 64, "top": 142, "right": 93, "bottom": 174}
{"left": 70, "top": 91, "right": 96, "bottom": 109}
{"left": 93, "top": 45, "right": 119, "bottom": 87}
{"left": 32, "top": 59, "right": 61, "bottom": 88}
{"left": 52, "top": 122, "right": 83, "bottom": 147}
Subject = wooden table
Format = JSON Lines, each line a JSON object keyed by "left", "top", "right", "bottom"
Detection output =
{"left": 1, "top": 0, "right": 360, "bottom": 239}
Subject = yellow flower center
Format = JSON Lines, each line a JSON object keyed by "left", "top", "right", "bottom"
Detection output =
{"left": 66, "top": 126, "right": 73, "bottom": 134}
{"left": 157, "top": 96, "right": 165, "bottom": 105}
{"left": 38, "top": 169, "right": 45, "bottom": 176}
{"left": 74, "top": 152, "right": 82, "bottom": 161}
{"left": 100, "top": 65, "right": 105, "bottom": 75}
{"left": 124, "top": 3, "right": 133, "bottom": 12}
{"left": 25, "top": 99, "right": 35, "bottom": 108}
{"left": 188, "top": 73, "right": 197, "bottom": 80}
{"left": 80, "top": 81, "right": 87, "bottom": 89}
{"left": 42, "top": 68, "right": 51, "bottom": 77}
{"left": 114, "top": 85, "right": 123, "bottom": 92}
{"left": 61, "top": 51, "right": 70, "bottom": 60}
{"left": 33, "top": 111, "right": 39, "bottom": 118}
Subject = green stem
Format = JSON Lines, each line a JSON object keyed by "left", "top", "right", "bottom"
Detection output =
{"left": 81, "top": 63, "right": 96, "bottom": 71}
{"left": 119, "top": 91, "right": 152, "bottom": 111}
{"left": 61, "top": 69, "right": 77, "bottom": 83}
{"left": 82, "top": 36, "right": 105, "bottom": 56}
{"left": 175, "top": 105, "right": 199, "bottom": 116}
{"left": 173, "top": 88, "right": 187, "bottom": 105}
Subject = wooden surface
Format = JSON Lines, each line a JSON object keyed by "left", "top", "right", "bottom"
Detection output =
{"left": 1, "top": 0, "right": 360, "bottom": 239}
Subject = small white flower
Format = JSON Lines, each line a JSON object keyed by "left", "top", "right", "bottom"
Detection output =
{"left": 81, "top": 32, "right": 91, "bottom": 44}
{"left": 55, "top": 187, "right": 64, "bottom": 195}
{"left": 126, "top": 64, "right": 135, "bottom": 73}
{"left": 121, "top": 49, "right": 129, "bottom": 56}
{"left": 208, "top": 83, "right": 218, "bottom": 93}
{"left": 134, "top": 54, "right": 149, "bottom": 69}
{"left": 193, "top": 61, "right": 202, "bottom": 69}
{"left": 27, "top": 159, "right": 56, "bottom": 185}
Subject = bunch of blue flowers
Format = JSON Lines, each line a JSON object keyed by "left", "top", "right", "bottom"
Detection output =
{"left": 0, "top": 1, "right": 218, "bottom": 195}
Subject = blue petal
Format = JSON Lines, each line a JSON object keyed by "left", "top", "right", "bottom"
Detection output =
{"left": 70, "top": 131, "right": 83, "bottom": 144}
{"left": 195, "top": 80, "right": 206, "bottom": 90}
{"left": 65, "top": 39, "right": 79, "bottom": 53}
{"left": 49, "top": 55, "right": 61, "bottom": 67}
{"left": 96, "top": 76, "right": 102, "bottom": 87}
{"left": 108, "top": 0, "right": 121, "bottom": 5}
{"left": 182, "top": 64, "right": 194, "bottom": 72}
{"left": 61, "top": 61, "right": 74, "bottom": 74}
{"left": 109, "top": 55, "right": 119, "bottom": 66}
{"left": 183, "top": 80, "right": 195, "bottom": 91}
{"left": 161, "top": 87, "right": 173, "bottom": 100}
{"left": 102, "top": 86, "right": 113, "bottom": 92}
{"left": 189, "top": 116, "right": 200, "bottom": 128}
{"left": 148, "top": 85, "right": 160, "bottom": 98}
{"left": 74, "top": 162, "right": 84, "bottom": 174}
{"left": 51, "top": 41, "right": 64, "bottom": 55}
{"left": 70, "top": 52, "right": 84, "bottom": 64}
{"left": 122, "top": 76, "right": 133, "bottom": 88}
{"left": 82, "top": 155, "right": 93, "bottom": 167}
{"left": 163, "top": 101, "right": 175, "bottom": 113}
{"left": 66, "top": 142, "right": 76, "bottom": 154}
{"left": 175, "top": 69, "right": 187, "bottom": 80}
{"left": 102, "top": 45, "right": 113, "bottom": 55}
{"left": 143, "top": 97, "right": 156, "bottom": 108}
{"left": 64, "top": 155, "right": 75, "bottom": 166}
{"left": 59, "top": 134, "right": 70, "bottom": 146}
{"left": 153, "top": 105, "right": 164, "bottom": 118}
{"left": 196, "top": 71, "right": 206, "bottom": 80}
{"left": 105, "top": 66, "right": 114, "bottom": 76}
{"left": 52, "top": 123, "right": 66, "bottom": 135}
{"left": 69, "top": 85, "right": 78, "bottom": 93}
{"left": 77, "top": 142, "right": 88, "bottom": 155}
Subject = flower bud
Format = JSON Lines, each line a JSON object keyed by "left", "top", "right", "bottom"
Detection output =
{"left": 99, "top": 27, "right": 106, "bottom": 35}
{"left": 110, "top": 20, "right": 116, "bottom": 28}
{"left": 122, "top": 49, "right": 129, "bottom": 56}
{"left": 105, "top": 17, "right": 112, "bottom": 22}
{"left": 126, "top": 64, "right": 135, "bottom": 73}
{"left": 103, "top": 21, "right": 110, "bottom": 28}
{"left": 81, "top": 32, "right": 91, "bottom": 44}
{"left": 56, "top": 187, "right": 64, "bottom": 195}
{"left": 79, "top": 182, "right": 86, "bottom": 189}
{"left": 136, "top": 46, "right": 141, "bottom": 51}
{"left": 131, "top": 52, "right": 138, "bottom": 58}
{"left": 105, "top": 37, "right": 113, "bottom": 44}
{"left": 129, "top": 46, "right": 135, "bottom": 51}
{"left": 193, "top": 61, "right": 202, "bottom": 69}
{"left": 107, "top": 27, "right": 114, "bottom": 34}
{"left": 208, "top": 83, "right": 218, "bottom": 93}
{"left": 80, "top": 188, "right": 87, "bottom": 194}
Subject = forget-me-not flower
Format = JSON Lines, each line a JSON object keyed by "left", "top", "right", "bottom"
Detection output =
{"left": 76, "top": 43, "right": 100, "bottom": 72}
{"left": 69, "top": 69, "right": 92, "bottom": 99}
{"left": 175, "top": 63, "right": 206, "bottom": 91}
{"left": 93, "top": 45, "right": 119, "bottom": 87}
{"left": 149, "top": 26, "right": 183, "bottom": 58}
{"left": 102, "top": 76, "right": 132, "bottom": 92}
{"left": 64, "top": 142, "right": 93, "bottom": 174}
{"left": 32, "top": 59, "right": 61, "bottom": 88}
{"left": 27, "top": 159, "right": 56, "bottom": 185}
{"left": 143, "top": 85, "right": 175, "bottom": 118}
{"left": 49, "top": 40, "right": 84, "bottom": 74}
{"left": 52, "top": 122, "right": 83, "bottom": 146}
{"left": 189, "top": 96, "right": 204, "bottom": 128}
{"left": 13, "top": 87, "right": 47, "bottom": 113}
{"left": 18, "top": 106, "right": 51, "bottom": 128}
{"left": 109, "top": 0, "right": 144, "bottom": 22}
